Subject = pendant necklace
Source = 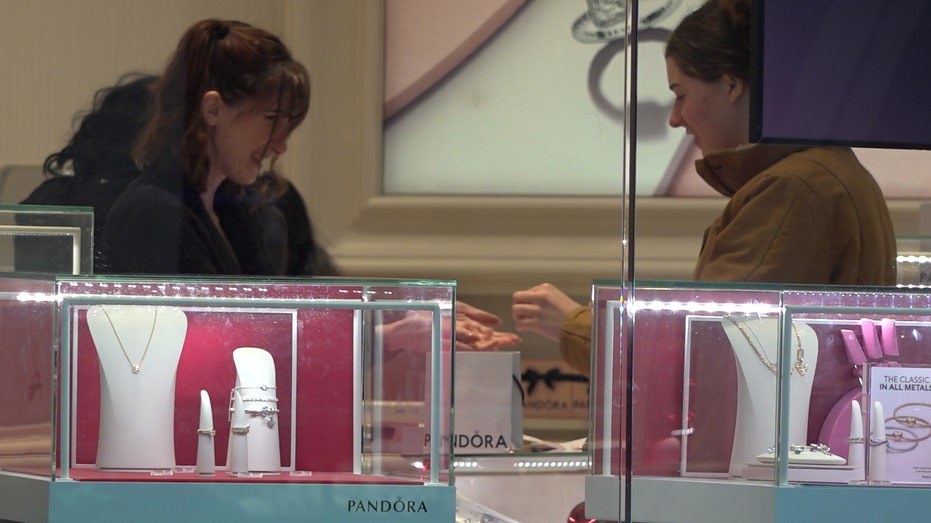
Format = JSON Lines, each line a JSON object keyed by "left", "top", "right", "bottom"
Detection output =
{"left": 724, "top": 316, "right": 808, "bottom": 376}
{"left": 101, "top": 306, "right": 159, "bottom": 374}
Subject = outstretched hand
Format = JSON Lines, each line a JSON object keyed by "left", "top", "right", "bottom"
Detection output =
{"left": 456, "top": 301, "right": 522, "bottom": 351}
{"left": 511, "top": 283, "right": 583, "bottom": 341}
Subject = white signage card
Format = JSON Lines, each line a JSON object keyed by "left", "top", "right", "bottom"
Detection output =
{"left": 868, "top": 364, "right": 931, "bottom": 484}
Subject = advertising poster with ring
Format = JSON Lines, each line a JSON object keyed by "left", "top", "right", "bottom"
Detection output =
{"left": 868, "top": 364, "right": 931, "bottom": 484}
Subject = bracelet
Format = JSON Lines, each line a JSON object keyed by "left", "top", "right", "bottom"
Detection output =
{"left": 757, "top": 442, "right": 846, "bottom": 466}
{"left": 886, "top": 426, "right": 922, "bottom": 453}
{"left": 228, "top": 390, "right": 279, "bottom": 422}
{"left": 234, "top": 385, "right": 276, "bottom": 392}
{"left": 885, "top": 417, "right": 931, "bottom": 442}
{"left": 243, "top": 406, "right": 279, "bottom": 414}
{"left": 896, "top": 416, "right": 930, "bottom": 428}
{"left": 230, "top": 425, "right": 250, "bottom": 435}
{"left": 228, "top": 407, "right": 281, "bottom": 414}
{"left": 241, "top": 405, "right": 278, "bottom": 428}
{"left": 892, "top": 403, "right": 931, "bottom": 428}
{"left": 229, "top": 390, "right": 278, "bottom": 404}
{"left": 766, "top": 443, "right": 833, "bottom": 455}
{"left": 788, "top": 443, "right": 832, "bottom": 455}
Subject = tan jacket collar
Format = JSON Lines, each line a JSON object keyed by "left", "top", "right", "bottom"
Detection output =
{"left": 695, "top": 144, "right": 809, "bottom": 197}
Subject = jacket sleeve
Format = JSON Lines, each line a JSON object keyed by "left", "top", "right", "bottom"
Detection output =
{"left": 560, "top": 305, "right": 593, "bottom": 377}
{"left": 694, "top": 175, "right": 833, "bottom": 284}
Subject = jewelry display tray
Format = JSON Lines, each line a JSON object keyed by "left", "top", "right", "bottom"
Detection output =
{"left": 0, "top": 274, "right": 456, "bottom": 523}
{"left": 585, "top": 281, "right": 931, "bottom": 523}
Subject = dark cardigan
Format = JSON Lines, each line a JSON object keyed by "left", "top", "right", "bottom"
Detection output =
{"left": 101, "top": 173, "right": 266, "bottom": 275}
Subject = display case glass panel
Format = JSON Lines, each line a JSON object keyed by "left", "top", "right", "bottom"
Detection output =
{"left": 0, "top": 205, "right": 94, "bottom": 275}
{"left": 0, "top": 274, "right": 455, "bottom": 522}
{"left": 590, "top": 280, "right": 623, "bottom": 480}
{"left": 588, "top": 281, "right": 931, "bottom": 523}
{"left": 0, "top": 275, "right": 58, "bottom": 479}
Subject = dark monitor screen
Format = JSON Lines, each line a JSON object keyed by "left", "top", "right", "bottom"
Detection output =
{"left": 751, "top": 0, "right": 931, "bottom": 150}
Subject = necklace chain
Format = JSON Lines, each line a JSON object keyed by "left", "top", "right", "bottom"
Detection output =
{"left": 724, "top": 316, "right": 809, "bottom": 376}
{"left": 101, "top": 306, "right": 159, "bottom": 374}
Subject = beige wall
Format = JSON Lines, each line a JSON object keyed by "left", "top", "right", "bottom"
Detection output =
{"left": 0, "top": 1, "right": 287, "bottom": 168}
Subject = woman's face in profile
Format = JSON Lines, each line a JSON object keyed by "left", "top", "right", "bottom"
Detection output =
{"left": 665, "top": 57, "right": 747, "bottom": 156}
{"left": 208, "top": 96, "right": 292, "bottom": 186}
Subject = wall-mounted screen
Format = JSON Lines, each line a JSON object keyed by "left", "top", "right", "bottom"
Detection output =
{"left": 751, "top": 0, "right": 931, "bottom": 150}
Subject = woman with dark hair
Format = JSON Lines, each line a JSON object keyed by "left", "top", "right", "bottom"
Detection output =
{"left": 103, "top": 19, "right": 312, "bottom": 275}
{"left": 94, "top": 19, "right": 513, "bottom": 349}
{"left": 513, "top": 0, "right": 896, "bottom": 375}
{"left": 19, "top": 74, "right": 156, "bottom": 272}
{"left": 23, "top": 67, "right": 335, "bottom": 277}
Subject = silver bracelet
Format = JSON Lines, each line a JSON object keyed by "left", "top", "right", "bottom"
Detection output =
{"left": 237, "top": 397, "right": 279, "bottom": 403}
{"left": 228, "top": 390, "right": 278, "bottom": 422}
{"left": 234, "top": 385, "right": 276, "bottom": 392}
{"left": 243, "top": 405, "right": 279, "bottom": 428}
{"left": 768, "top": 443, "right": 833, "bottom": 455}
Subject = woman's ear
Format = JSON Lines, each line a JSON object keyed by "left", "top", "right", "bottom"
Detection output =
{"left": 724, "top": 74, "right": 746, "bottom": 104}
{"left": 201, "top": 91, "right": 223, "bottom": 125}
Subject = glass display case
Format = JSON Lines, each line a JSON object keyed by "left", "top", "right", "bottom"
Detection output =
{"left": 0, "top": 205, "right": 94, "bottom": 275}
{"left": 586, "top": 280, "right": 931, "bottom": 523}
{"left": 0, "top": 274, "right": 455, "bottom": 522}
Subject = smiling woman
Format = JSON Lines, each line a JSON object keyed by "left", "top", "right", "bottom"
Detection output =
{"left": 101, "top": 19, "right": 311, "bottom": 275}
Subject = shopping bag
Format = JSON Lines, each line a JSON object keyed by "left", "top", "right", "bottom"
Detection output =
{"left": 453, "top": 351, "right": 524, "bottom": 453}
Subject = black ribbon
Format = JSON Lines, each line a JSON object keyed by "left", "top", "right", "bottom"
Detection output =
{"left": 521, "top": 367, "right": 589, "bottom": 396}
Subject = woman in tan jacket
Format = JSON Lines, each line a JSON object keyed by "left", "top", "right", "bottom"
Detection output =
{"left": 511, "top": 0, "right": 896, "bottom": 376}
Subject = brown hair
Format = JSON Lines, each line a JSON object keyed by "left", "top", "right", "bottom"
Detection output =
{"left": 134, "top": 19, "right": 310, "bottom": 191}
{"left": 665, "top": 0, "right": 751, "bottom": 83}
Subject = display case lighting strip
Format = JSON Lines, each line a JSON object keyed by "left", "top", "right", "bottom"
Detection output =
{"left": 451, "top": 458, "right": 591, "bottom": 471}
{"left": 511, "top": 459, "right": 591, "bottom": 469}
{"left": 629, "top": 299, "right": 781, "bottom": 316}
{"left": 897, "top": 254, "right": 931, "bottom": 263}
{"left": 12, "top": 291, "right": 61, "bottom": 302}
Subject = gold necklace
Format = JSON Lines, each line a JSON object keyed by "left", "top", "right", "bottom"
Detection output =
{"left": 724, "top": 316, "right": 808, "bottom": 376}
{"left": 101, "top": 306, "right": 159, "bottom": 374}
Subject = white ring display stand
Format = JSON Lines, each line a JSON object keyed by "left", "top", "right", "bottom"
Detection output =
{"left": 868, "top": 401, "right": 889, "bottom": 484}
{"left": 196, "top": 389, "right": 216, "bottom": 476}
{"left": 227, "top": 347, "right": 281, "bottom": 473}
{"left": 228, "top": 390, "right": 249, "bottom": 476}
{"left": 86, "top": 305, "right": 187, "bottom": 470}
{"left": 721, "top": 317, "right": 819, "bottom": 477}
{"left": 848, "top": 399, "right": 866, "bottom": 482}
